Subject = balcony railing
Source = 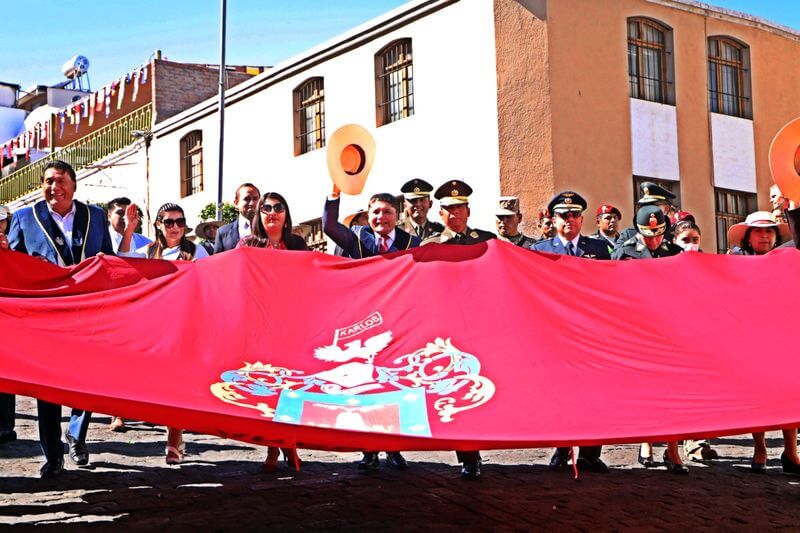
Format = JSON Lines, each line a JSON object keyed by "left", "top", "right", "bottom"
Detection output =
{"left": 0, "top": 104, "right": 152, "bottom": 204}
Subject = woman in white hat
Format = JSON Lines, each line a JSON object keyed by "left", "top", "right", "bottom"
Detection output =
{"left": 727, "top": 211, "right": 800, "bottom": 474}
{"left": 727, "top": 211, "right": 791, "bottom": 256}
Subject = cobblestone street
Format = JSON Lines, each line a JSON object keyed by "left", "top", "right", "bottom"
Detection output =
{"left": 1, "top": 397, "right": 799, "bottom": 530}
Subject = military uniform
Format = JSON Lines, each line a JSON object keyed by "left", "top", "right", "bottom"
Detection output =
{"left": 499, "top": 233, "right": 536, "bottom": 248}
{"left": 399, "top": 218, "right": 444, "bottom": 240}
{"left": 425, "top": 179, "right": 494, "bottom": 479}
{"left": 399, "top": 179, "right": 445, "bottom": 240}
{"left": 495, "top": 196, "right": 535, "bottom": 248}
{"left": 612, "top": 234, "right": 682, "bottom": 259}
{"left": 614, "top": 182, "right": 676, "bottom": 254}
{"left": 422, "top": 226, "right": 496, "bottom": 245}
{"left": 589, "top": 230, "right": 617, "bottom": 255}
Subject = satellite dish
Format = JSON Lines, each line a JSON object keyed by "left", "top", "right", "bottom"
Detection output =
{"left": 62, "top": 55, "right": 90, "bottom": 79}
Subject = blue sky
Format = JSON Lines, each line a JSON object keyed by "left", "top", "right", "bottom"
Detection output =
{"left": 1, "top": 0, "right": 798, "bottom": 91}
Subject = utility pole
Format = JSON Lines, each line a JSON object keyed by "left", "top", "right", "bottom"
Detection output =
{"left": 216, "top": 0, "right": 227, "bottom": 221}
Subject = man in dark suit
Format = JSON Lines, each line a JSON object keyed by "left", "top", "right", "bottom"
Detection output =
{"left": 323, "top": 187, "right": 420, "bottom": 259}
{"left": 7, "top": 160, "right": 115, "bottom": 478}
{"left": 322, "top": 185, "right": 419, "bottom": 470}
{"left": 214, "top": 183, "right": 260, "bottom": 253}
{"left": 398, "top": 178, "right": 444, "bottom": 240}
{"left": 422, "top": 180, "right": 494, "bottom": 480}
{"left": 531, "top": 191, "right": 610, "bottom": 473}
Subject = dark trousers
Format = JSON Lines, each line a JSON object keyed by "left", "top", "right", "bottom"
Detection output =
{"left": 0, "top": 393, "right": 14, "bottom": 431}
{"left": 456, "top": 450, "right": 481, "bottom": 464}
{"left": 556, "top": 445, "right": 602, "bottom": 461}
{"left": 37, "top": 399, "right": 92, "bottom": 463}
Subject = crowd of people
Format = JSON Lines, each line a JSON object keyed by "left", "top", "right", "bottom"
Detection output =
{"left": 1, "top": 159, "right": 799, "bottom": 480}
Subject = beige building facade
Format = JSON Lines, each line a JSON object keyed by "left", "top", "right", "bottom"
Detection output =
{"left": 496, "top": 0, "right": 800, "bottom": 251}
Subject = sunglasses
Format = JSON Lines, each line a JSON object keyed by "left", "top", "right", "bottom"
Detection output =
{"left": 555, "top": 211, "right": 582, "bottom": 220}
{"left": 161, "top": 217, "right": 186, "bottom": 228}
{"left": 260, "top": 203, "right": 286, "bottom": 214}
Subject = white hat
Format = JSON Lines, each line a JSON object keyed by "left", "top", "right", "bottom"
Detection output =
{"left": 727, "top": 211, "right": 791, "bottom": 247}
{"left": 0, "top": 205, "right": 9, "bottom": 221}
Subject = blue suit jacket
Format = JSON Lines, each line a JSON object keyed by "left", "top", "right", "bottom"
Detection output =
{"left": 322, "top": 198, "right": 420, "bottom": 258}
{"left": 531, "top": 235, "right": 611, "bottom": 260}
{"left": 8, "top": 200, "right": 115, "bottom": 266}
{"left": 213, "top": 220, "right": 240, "bottom": 254}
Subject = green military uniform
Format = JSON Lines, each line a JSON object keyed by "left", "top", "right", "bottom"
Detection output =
{"left": 615, "top": 182, "right": 676, "bottom": 253}
{"left": 498, "top": 233, "right": 536, "bottom": 248}
{"left": 612, "top": 205, "right": 683, "bottom": 260}
{"left": 422, "top": 226, "right": 496, "bottom": 245}
{"left": 399, "top": 218, "right": 444, "bottom": 240}
{"left": 612, "top": 234, "right": 683, "bottom": 259}
{"left": 399, "top": 178, "right": 446, "bottom": 240}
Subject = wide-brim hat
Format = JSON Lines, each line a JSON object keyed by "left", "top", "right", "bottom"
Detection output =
{"left": 343, "top": 209, "right": 367, "bottom": 228}
{"left": 769, "top": 116, "right": 800, "bottom": 203}
{"left": 194, "top": 220, "right": 223, "bottom": 240}
{"left": 327, "top": 124, "right": 376, "bottom": 196}
{"left": 727, "top": 211, "right": 791, "bottom": 247}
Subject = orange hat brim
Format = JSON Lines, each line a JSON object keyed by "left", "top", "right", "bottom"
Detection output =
{"left": 327, "top": 124, "right": 376, "bottom": 196}
{"left": 769, "top": 116, "right": 800, "bottom": 203}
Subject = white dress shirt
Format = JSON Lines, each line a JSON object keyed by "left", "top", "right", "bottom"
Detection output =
{"left": 238, "top": 216, "right": 252, "bottom": 239}
{"left": 48, "top": 202, "right": 76, "bottom": 245}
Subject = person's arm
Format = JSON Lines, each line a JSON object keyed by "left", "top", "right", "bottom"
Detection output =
{"left": 7, "top": 213, "right": 26, "bottom": 254}
{"left": 322, "top": 185, "right": 358, "bottom": 256}
{"left": 213, "top": 225, "right": 226, "bottom": 254}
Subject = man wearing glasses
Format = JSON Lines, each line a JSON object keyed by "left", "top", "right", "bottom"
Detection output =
{"left": 7, "top": 160, "right": 115, "bottom": 478}
{"left": 531, "top": 191, "right": 610, "bottom": 473}
{"left": 398, "top": 178, "right": 444, "bottom": 240}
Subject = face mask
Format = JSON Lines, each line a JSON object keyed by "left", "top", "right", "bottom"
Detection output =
{"left": 679, "top": 242, "right": 700, "bottom": 252}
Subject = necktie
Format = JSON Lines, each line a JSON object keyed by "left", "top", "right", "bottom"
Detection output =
{"left": 379, "top": 236, "right": 389, "bottom": 253}
{"left": 416, "top": 225, "right": 424, "bottom": 238}
{"left": 566, "top": 242, "right": 575, "bottom": 256}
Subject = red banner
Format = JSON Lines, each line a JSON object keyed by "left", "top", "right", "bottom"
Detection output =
{"left": 1, "top": 242, "right": 798, "bottom": 451}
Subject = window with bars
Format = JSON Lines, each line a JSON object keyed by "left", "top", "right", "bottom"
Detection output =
{"left": 715, "top": 188, "right": 757, "bottom": 253}
{"left": 708, "top": 37, "right": 751, "bottom": 119}
{"left": 627, "top": 17, "right": 674, "bottom": 105}
{"left": 179, "top": 130, "right": 203, "bottom": 198}
{"left": 293, "top": 77, "right": 325, "bottom": 156}
{"left": 375, "top": 39, "right": 414, "bottom": 127}
{"left": 299, "top": 217, "right": 327, "bottom": 253}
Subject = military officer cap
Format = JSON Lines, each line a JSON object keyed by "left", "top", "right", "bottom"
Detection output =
{"left": 638, "top": 181, "right": 676, "bottom": 205}
{"left": 596, "top": 204, "right": 622, "bottom": 219}
{"left": 496, "top": 196, "right": 521, "bottom": 216}
{"left": 435, "top": 180, "right": 473, "bottom": 207}
{"left": 401, "top": 178, "right": 435, "bottom": 199}
{"left": 547, "top": 191, "right": 587, "bottom": 215}
{"left": 636, "top": 205, "right": 668, "bottom": 237}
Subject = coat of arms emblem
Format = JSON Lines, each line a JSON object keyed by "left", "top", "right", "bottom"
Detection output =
{"left": 210, "top": 312, "right": 495, "bottom": 437}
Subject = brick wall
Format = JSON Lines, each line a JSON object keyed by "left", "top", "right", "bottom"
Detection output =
{"left": 153, "top": 60, "right": 256, "bottom": 123}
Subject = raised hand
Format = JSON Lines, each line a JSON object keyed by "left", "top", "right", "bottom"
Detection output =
{"left": 124, "top": 203, "right": 140, "bottom": 235}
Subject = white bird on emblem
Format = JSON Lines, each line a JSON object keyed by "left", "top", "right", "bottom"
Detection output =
{"left": 314, "top": 331, "right": 393, "bottom": 364}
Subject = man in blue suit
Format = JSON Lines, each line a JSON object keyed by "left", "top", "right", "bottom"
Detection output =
{"left": 214, "top": 183, "right": 260, "bottom": 253}
{"left": 322, "top": 185, "right": 419, "bottom": 470}
{"left": 7, "top": 160, "right": 115, "bottom": 478}
{"left": 323, "top": 186, "right": 420, "bottom": 259}
{"left": 531, "top": 191, "right": 610, "bottom": 473}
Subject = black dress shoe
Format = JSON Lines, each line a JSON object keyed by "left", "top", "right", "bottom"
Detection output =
{"left": 577, "top": 457, "right": 609, "bottom": 473}
{"left": 549, "top": 450, "right": 569, "bottom": 470}
{"left": 0, "top": 429, "right": 17, "bottom": 444}
{"left": 65, "top": 433, "right": 89, "bottom": 466}
{"left": 663, "top": 451, "right": 689, "bottom": 475}
{"left": 461, "top": 460, "right": 481, "bottom": 480}
{"left": 357, "top": 452, "right": 379, "bottom": 470}
{"left": 385, "top": 451, "right": 408, "bottom": 470}
{"left": 638, "top": 453, "right": 656, "bottom": 468}
{"left": 750, "top": 460, "right": 767, "bottom": 474}
{"left": 781, "top": 452, "right": 800, "bottom": 475}
{"left": 40, "top": 459, "right": 64, "bottom": 479}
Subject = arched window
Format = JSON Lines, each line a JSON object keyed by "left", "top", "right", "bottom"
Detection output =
{"left": 627, "top": 17, "right": 674, "bottom": 104}
{"left": 708, "top": 36, "right": 751, "bottom": 118}
{"left": 179, "top": 130, "right": 203, "bottom": 197}
{"left": 375, "top": 39, "right": 414, "bottom": 126}
{"left": 293, "top": 77, "right": 325, "bottom": 156}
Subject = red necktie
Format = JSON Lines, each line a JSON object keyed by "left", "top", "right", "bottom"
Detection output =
{"left": 379, "top": 236, "right": 389, "bottom": 253}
